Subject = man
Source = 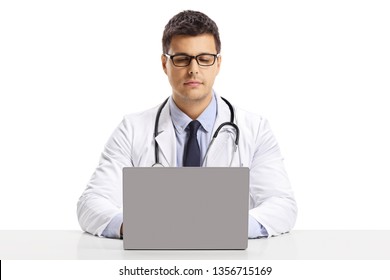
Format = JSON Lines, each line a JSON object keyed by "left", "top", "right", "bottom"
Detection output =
{"left": 77, "top": 10, "right": 297, "bottom": 239}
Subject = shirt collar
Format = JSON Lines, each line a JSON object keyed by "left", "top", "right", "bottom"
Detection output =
{"left": 169, "top": 92, "right": 217, "bottom": 135}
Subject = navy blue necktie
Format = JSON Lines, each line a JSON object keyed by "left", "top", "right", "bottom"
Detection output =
{"left": 183, "top": 120, "right": 201, "bottom": 167}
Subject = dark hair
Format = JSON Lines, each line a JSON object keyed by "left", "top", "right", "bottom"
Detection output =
{"left": 162, "top": 10, "right": 221, "bottom": 54}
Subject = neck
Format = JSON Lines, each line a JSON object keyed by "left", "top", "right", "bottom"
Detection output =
{"left": 172, "top": 93, "right": 213, "bottom": 120}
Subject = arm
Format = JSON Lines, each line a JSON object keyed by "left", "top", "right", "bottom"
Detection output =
{"left": 77, "top": 118, "right": 132, "bottom": 237}
{"left": 248, "top": 118, "right": 297, "bottom": 237}
{"left": 248, "top": 215, "right": 268, "bottom": 238}
{"left": 102, "top": 213, "right": 123, "bottom": 238}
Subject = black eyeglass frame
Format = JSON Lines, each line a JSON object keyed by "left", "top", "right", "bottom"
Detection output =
{"left": 164, "top": 53, "right": 220, "bottom": 67}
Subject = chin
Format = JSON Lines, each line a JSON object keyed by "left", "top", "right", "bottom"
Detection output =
{"left": 184, "top": 93, "right": 211, "bottom": 103}
{"left": 177, "top": 88, "right": 211, "bottom": 102}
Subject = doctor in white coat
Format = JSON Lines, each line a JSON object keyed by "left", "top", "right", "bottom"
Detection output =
{"left": 77, "top": 10, "right": 297, "bottom": 239}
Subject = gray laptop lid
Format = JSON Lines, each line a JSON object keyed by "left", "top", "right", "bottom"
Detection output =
{"left": 123, "top": 167, "right": 249, "bottom": 250}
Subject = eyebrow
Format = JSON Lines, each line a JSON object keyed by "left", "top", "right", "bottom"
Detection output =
{"left": 170, "top": 52, "right": 216, "bottom": 56}
{"left": 170, "top": 52, "right": 188, "bottom": 55}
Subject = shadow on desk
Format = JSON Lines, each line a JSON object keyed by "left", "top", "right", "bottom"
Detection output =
{"left": 76, "top": 232, "right": 271, "bottom": 260}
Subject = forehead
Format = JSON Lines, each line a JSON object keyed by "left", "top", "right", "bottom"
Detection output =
{"left": 169, "top": 34, "right": 217, "bottom": 54}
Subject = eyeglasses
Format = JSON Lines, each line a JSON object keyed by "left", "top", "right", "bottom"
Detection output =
{"left": 164, "top": 53, "right": 220, "bottom": 67}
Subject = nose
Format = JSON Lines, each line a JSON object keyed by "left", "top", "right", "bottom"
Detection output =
{"left": 188, "top": 58, "right": 199, "bottom": 75}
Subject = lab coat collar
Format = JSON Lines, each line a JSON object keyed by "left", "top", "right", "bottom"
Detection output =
{"left": 154, "top": 97, "right": 177, "bottom": 167}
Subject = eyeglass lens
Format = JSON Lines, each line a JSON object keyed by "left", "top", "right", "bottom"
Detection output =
{"left": 172, "top": 54, "right": 216, "bottom": 67}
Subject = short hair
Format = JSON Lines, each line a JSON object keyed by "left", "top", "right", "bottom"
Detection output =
{"left": 162, "top": 10, "right": 221, "bottom": 54}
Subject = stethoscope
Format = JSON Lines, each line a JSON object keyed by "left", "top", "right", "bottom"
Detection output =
{"left": 153, "top": 96, "right": 241, "bottom": 167}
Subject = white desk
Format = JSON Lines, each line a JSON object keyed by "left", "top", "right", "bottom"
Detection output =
{"left": 1, "top": 230, "right": 389, "bottom": 260}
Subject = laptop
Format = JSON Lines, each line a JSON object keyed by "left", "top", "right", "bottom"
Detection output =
{"left": 123, "top": 167, "right": 249, "bottom": 250}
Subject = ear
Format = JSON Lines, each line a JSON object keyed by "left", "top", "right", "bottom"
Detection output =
{"left": 215, "top": 54, "right": 222, "bottom": 75}
{"left": 161, "top": 54, "right": 168, "bottom": 75}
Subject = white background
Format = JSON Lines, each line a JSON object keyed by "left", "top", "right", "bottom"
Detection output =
{"left": 1, "top": 0, "right": 389, "bottom": 231}
{"left": 3, "top": 260, "right": 390, "bottom": 280}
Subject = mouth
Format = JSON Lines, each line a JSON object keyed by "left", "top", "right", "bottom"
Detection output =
{"left": 184, "top": 80, "right": 203, "bottom": 87}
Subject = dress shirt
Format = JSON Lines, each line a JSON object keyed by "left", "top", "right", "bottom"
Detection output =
{"left": 169, "top": 94, "right": 217, "bottom": 166}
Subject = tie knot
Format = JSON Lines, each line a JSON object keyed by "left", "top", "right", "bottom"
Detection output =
{"left": 187, "top": 120, "right": 201, "bottom": 136}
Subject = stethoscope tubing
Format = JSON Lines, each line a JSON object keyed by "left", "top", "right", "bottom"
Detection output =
{"left": 153, "top": 96, "right": 240, "bottom": 167}
{"left": 154, "top": 97, "right": 169, "bottom": 165}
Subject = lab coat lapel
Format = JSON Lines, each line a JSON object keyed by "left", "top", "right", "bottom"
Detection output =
{"left": 204, "top": 96, "right": 240, "bottom": 167}
{"left": 154, "top": 101, "right": 177, "bottom": 167}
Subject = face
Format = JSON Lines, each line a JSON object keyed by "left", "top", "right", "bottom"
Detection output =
{"left": 162, "top": 34, "right": 221, "bottom": 106}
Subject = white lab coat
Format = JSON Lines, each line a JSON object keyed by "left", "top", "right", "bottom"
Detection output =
{"left": 77, "top": 95, "right": 297, "bottom": 237}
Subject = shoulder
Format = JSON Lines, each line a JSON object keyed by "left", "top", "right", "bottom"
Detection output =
{"left": 107, "top": 104, "right": 160, "bottom": 142}
{"left": 120, "top": 104, "right": 160, "bottom": 130}
{"left": 215, "top": 94, "right": 265, "bottom": 125}
{"left": 233, "top": 105, "right": 276, "bottom": 148}
{"left": 235, "top": 106, "right": 267, "bottom": 128}
{"left": 123, "top": 105, "right": 159, "bottom": 122}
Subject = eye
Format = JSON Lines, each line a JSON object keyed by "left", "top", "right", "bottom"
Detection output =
{"left": 173, "top": 56, "right": 190, "bottom": 63}
{"left": 198, "top": 55, "right": 214, "bottom": 64}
